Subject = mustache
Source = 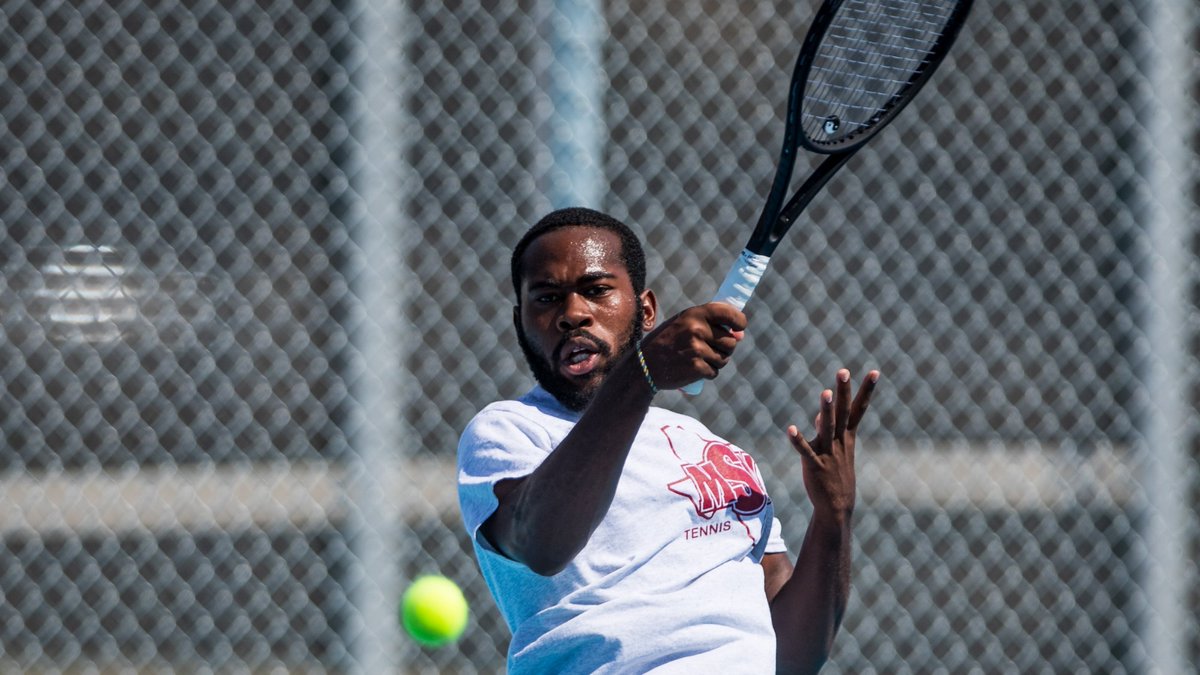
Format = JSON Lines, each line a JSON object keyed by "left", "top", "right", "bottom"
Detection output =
{"left": 553, "top": 330, "right": 612, "bottom": 363}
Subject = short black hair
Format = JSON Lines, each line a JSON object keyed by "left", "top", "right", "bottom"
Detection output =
{"left": 510, "top": 207, "right": 647, "bottom": 303}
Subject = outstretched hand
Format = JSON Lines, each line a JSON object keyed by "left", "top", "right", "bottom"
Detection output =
{"left": 787, "top": 369, "right": 879, "bottom": 519}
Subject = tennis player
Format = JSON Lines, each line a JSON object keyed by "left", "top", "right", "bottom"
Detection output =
{"left": 458, "top": 207, "right": 878, "bottom": 673}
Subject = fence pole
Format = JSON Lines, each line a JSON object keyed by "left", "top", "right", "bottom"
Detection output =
{"left": 347, "top": 0, "right": 411, "bottom": 670}
{"left": 547, "top": 0, "right": 606, "bottom": 208}
{"left": 1142, "top": 0, "right": 1195, "bottom": 672}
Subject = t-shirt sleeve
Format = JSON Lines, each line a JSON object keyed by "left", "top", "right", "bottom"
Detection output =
{"left": 456, "top": 405, "right": 553, "bottom": 553}
{"left": 764, "top": 516, "right": 788, "bottom": 555}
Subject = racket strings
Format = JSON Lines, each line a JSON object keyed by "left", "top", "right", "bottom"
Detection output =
{"left": 802, "top": 0, "right": 958, "bottom": 144}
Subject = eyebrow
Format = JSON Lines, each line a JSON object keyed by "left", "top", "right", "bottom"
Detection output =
{"left": 525, "top": 271, "right": 618, "bottom": 293}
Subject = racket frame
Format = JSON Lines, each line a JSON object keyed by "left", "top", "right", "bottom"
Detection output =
{"left": 748, "top": 0, "right": 975, "bottom": 257}
{"left": 683, "top": 0, "right": 974, "bottom": 395}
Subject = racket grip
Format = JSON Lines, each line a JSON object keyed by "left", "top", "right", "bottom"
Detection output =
{"left": 682, "top": 249, "right": 771, "bottom": 395}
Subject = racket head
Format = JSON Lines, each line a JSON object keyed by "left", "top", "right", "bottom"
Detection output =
{"left": 791, "top": 0, "right": 975, "bottom": 154}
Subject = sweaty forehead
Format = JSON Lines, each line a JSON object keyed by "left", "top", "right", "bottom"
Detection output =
{"left": 520, "top": 226, "right": 626, "bottom": 284}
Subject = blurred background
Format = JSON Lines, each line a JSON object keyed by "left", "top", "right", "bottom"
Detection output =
{"left": 1, "top": 0, "right": 1197, "bottom": 672}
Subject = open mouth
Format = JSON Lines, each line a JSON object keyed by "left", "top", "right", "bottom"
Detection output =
{"left": 558, "top": 338, "right": 603, "bottom": 378}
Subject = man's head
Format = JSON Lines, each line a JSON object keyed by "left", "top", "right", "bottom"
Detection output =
{"left": 510, "top": 208, "right": 656, "bottom": 411}
{"left": 511, "top": 208, "right": 647, "bottom": 303}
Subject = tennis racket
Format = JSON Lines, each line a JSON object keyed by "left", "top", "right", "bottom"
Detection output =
{"left": 684, "top": 0, "right": 974, "bottom": 394}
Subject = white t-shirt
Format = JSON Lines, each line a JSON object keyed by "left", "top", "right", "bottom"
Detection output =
{"left": 457, "top": 386, "right": 788, "bottom": 673}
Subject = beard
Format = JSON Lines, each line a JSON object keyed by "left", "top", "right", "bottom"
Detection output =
{"left": 516, "top": 308, "right": 644, "bottom": 412}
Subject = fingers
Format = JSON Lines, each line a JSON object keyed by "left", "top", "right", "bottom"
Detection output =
{"left": 702, "top": 302, "right": 748, "bottom": 333}
{"left": 817, "top": 388, "right": 834, "bottom": 454}
{"left": 795, "top": 369, "right": 880, "bottom": 454}
{"left": 710, "top": 324, "right": 739, "bottom": 355}
{"left": 643, "top": 304, "right": 748, "bottom": 387}
{"left": 690, "top": 304, "right": 747, "bottom": 373}
{"left": 846, "top": 370, "right": 880, "bottom": 432}
{"left": 788, "top": 424, "right": 818, "bottom": 462}
{"left": 834, "top": 369, "right": 851, "bottom": 443}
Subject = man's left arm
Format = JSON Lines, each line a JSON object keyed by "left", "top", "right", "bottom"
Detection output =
{"left": 765, "top": 369, "right": 878, "bottom": 675}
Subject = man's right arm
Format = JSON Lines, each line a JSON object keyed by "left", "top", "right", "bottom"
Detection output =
{"left": 480, "top": 303, "right": 746, "bottom": 576}
{"left": 481, "top": 350, "right": 653, "bottom": 576}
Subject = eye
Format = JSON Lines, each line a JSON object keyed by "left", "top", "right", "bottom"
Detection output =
{"left": 534, "top": 292, "right": 560, "bottom": 304}
{"left": 584, "top": 285, "right": 611, "bottom": 298}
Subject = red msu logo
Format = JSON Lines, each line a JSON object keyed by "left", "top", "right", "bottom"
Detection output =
{"left": 662, "top": 425, "right": 769, "bottom": 519}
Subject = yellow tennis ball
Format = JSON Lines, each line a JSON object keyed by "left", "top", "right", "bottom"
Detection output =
{"left": 401, "top": 575, "right": 469, "bottom": 647}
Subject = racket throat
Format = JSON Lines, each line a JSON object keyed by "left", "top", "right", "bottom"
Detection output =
{"left": 749, "top": 150, "right": 858, "bottom": 256}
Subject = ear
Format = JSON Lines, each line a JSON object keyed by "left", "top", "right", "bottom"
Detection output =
{"left": 639, "top": 289, "right": 658, "bottom": 332}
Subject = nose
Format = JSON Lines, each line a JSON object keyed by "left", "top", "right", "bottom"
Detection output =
{"left": 556, "top": 292, "right": 593, "bottom": 332}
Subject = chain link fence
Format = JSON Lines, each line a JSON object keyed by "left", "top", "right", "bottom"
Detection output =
{"left": 1, "top": 0, "right": 1197, "bottom": 672}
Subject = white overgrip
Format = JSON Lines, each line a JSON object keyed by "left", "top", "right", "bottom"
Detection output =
{"left": 712, "top": 249, "right": 771, "bottom": 310}
{"left": 682, "top": 249, "right": 772, "bottom": 395}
